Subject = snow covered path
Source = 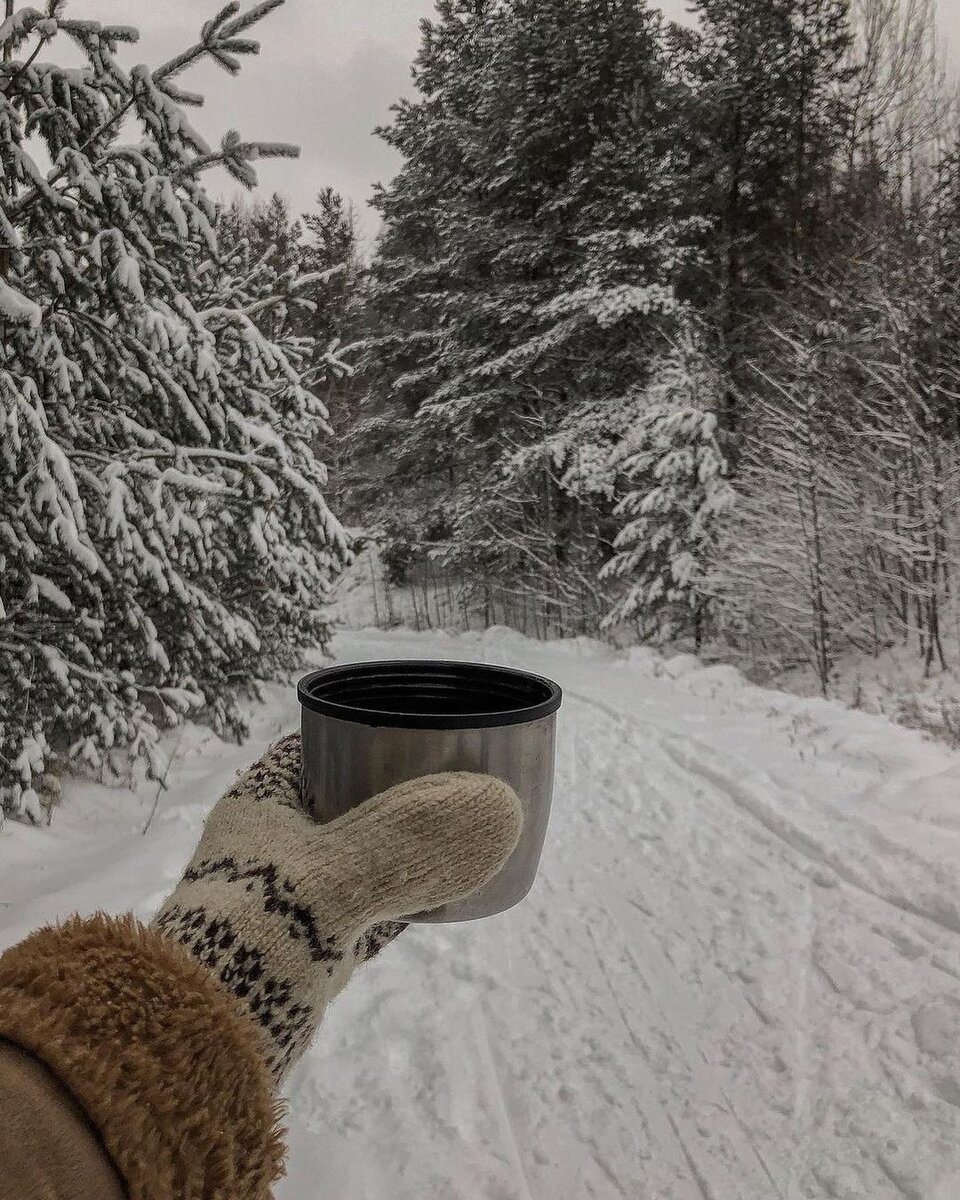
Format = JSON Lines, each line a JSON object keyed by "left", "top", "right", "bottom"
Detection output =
{"left": 4, "top": 628, "right": 960, "bottom": 1198}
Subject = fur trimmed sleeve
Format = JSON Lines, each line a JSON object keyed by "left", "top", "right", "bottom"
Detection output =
{"left": 0, "top": 913, "right": 285, "bottom": 1200}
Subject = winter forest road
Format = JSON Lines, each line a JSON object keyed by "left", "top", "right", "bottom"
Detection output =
{"left": 4, "top": 627, "right": 960, "bottom": 1199}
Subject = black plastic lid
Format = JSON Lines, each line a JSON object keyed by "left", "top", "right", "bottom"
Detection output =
{"left": 298, "top": 659, "right": 562, "bottom": 730}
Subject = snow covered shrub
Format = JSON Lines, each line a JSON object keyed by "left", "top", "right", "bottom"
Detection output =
{"left": 0, "top": 1, "right": 349, "bottom": 810}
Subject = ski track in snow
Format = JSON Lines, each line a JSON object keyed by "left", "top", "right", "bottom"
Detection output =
{"left": 4, "top": 627, "right": 960, "bottom": 1198}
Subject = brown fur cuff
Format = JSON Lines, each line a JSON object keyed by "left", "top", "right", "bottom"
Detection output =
{"left": 0, "top": 913, "right": 285, "bottom": 1200}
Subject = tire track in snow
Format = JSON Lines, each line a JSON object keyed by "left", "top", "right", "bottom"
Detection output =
{"left": 470, "top": 1000, "right": 537, "bottom": 1200}
{"left": 561, "top": 679, "right": 950, "bottom": 1198}
{"left": 556, "top": 685, "right": 802, "bottom": 1197}
{"left": 519, "top": 686, "right": 727, "bottom": 1195}
{"left": 656, "top": 732, "right": 960, "bottom": 941}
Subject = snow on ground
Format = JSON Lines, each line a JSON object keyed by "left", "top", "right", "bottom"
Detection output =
{"left": 4, "top": 627, "right": 960, "bottom": 1198}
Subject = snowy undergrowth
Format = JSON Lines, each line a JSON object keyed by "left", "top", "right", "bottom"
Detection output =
{"left": 771, "top": 643, "right": 960, "bottom": 748}
{"left": 328, "top": 545, "right": 960, "bottom": 751}
{"left": 5, "top": 627, "right": 960, "bottom": 1198}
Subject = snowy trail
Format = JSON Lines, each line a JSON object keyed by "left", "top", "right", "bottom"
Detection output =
{"left": 5, "top": 628, "right": 960, "bottom": 1198}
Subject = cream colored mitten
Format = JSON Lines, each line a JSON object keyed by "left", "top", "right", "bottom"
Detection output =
{"left": 153, "top": 734, "right": 522, "bottom": 1081}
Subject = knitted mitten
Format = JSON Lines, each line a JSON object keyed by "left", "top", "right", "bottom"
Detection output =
{"left": 153, "top": 734, "right": 522, "bottom": 1081}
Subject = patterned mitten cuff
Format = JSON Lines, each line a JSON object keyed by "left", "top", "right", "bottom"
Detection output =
{"left": 153, "top": 734, "right": 522, "bottom": 1081}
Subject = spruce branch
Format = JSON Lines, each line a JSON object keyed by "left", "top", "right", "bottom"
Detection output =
{"left": 6, "top": 0, "right": 292, "bottom": 218}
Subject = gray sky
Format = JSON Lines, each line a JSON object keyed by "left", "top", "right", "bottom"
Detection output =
{"left": 72, "top": 1, "right": 960, "bottom": 245}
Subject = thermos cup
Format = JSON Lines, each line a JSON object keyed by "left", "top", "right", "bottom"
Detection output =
{"left": 298, "top": 659, "right": 562, "bottom": 922}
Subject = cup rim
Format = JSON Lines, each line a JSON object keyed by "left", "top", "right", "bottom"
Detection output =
{"left": 298, "top": 659, "right": 562, "bottom": 730}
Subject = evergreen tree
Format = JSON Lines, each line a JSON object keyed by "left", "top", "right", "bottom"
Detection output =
{"left": 359, "top": 0, "right": 699, "bottom": 632}
{"left": 298, "top": 188, "right": 363, "bottom": 511}
{"left": 217, "top": 189, "right": 363, "bottom": 516}
{"left": 686, "top": 0, "right": 855, "bottom": 434}
{"left": 0, "top": 1, "right": 349, "bottom": 814}
{"left": 602, "top": 329, "right": 734, "bottom": 641}
{"left": 300, "top": 187, "right": 361, "bottom": 345}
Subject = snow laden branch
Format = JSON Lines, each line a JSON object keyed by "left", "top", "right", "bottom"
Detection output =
{"left": 4, "top": 0, "right": 293, "bottom": 225}
{"left": 177, "top": 130, "right": 299, "bottom": 190}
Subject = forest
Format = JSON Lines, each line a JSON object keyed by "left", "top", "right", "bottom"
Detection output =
{"left": 1, "top": 0, "right": 959, "bottom": 808}
{"left": 346, "top": 0, "right": 960, "bottom": 702}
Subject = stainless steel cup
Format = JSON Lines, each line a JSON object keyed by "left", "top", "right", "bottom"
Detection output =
{"left": 298, "top": 659, "right": 562, "bottom": 922}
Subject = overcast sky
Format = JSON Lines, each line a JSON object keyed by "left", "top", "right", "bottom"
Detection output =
{"left": 77, "top": 1, "right": 960, "bottom": 246}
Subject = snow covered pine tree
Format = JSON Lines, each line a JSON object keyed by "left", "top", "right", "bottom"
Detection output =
{"left": 361, "top": 0, "right": 704, "bottom": 635}
{"left": 0, "top": 1, "right": 349, "bottom": 819}
{"left": 602, "top": 331, "right": 734, "bottom": 644}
